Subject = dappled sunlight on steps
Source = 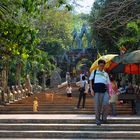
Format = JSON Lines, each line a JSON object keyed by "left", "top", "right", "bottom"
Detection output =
{"left": 0, "top": 87, "right": 134, "bottom": 115}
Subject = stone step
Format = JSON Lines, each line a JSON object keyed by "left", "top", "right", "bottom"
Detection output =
{"left": 0, "top": 118, "right": 139, "bottom": 124}
{"left": 1, "top": 107, "right": 132, "bottom": 111}
{"left": 4, "top": 103, "right": 132, "bottom": 106}
{"left": 0, "top": 110, "right": 133, "bottom": 114}
{"left": 5, "top": 104, "right": 131, "bottom": 108}
{"left": 0, "top": 139, "right": 133, "bottom": 140}
{"left": 0, "top": 123, "right": 140, "bottom": 131}
{"left": 0, "top": 115, "right": 139, "bottom": 139}
{"left": 0, "top": 130, "right": 139, "bottom": 138}
{"left": 14, "top": 101, "right": 94, "bottom": 104}
{"left": 3, "top": 104, "right": 132, "bottom": 108}
{"left": 12, "top": 102, "right": 93, "bottom": 105}
{"left": 5, "top": 102, "right": 131, "bottom": 108}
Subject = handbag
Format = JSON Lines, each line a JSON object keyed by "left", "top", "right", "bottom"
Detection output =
{"left": 79, "top": 81, "right": 86, "bottom": 93}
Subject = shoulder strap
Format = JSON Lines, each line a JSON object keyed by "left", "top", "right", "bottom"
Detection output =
{"left": 84, "top": 81, "right": 86, "bottom": 88}
{"left": 93, "top": 70, "right": 97, "bottom": 84}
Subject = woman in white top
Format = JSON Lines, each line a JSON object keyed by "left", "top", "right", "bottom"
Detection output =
{"left": 76, "top": 76, "right": 88, "bottom": 109}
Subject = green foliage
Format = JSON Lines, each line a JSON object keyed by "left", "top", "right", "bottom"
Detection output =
{"left": 37, "top": 9, "right": 73, "bottom": 55}
{"left": 117, "top": 20, "right": 140, "bottom": 51}
{"left": 0, "top": 0, "right": 73, "bottom": 85}
{"left": 76, "top": 58, "right": 92, "bottom": 70}
{"left": 0, "top": 0, "right": 8, "bottom": 17}
{"left": 73, "top": 13, "right": 89, "bottom": 32}
{"left": 89, "top": 0, "right": 140, "bottom": 53}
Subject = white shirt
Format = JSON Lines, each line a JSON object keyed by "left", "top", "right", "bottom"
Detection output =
{"left": 89, "top": 70, "right": 110, "bottom": 85}
{"left": 81, "top": 80, "right": 88, "bottom": 87}
{"left": 66, "top": 87, "right": 72, "bottom": 93}
{"left": 80, "top": 74, "right": 85, "bottom": 81}
{"left": 80, "top": 80, "right": 89, "bottom": 93}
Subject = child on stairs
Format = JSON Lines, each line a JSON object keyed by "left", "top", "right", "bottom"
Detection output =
{"left": 33, "top": 97, "right": 39, "bottom": 112}
{"left": 66, "top": 84, "right": 72, "bottom": 101}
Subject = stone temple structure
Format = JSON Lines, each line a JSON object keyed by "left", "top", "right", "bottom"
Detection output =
{"left": 57, "top": 24, "right": 97, "bottom": 77}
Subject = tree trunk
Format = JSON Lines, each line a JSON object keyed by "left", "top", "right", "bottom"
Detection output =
{"left": 16, "top": 63, "right": 21, "bottom": 86}
{"left": 1, "top": 63, "right": 8, "bottom": 103}
{"left": 42, "top": 71, "right": 46, "bottom": 90}
{"left": 33, "top": 68, "right": 37, "bottom": 86}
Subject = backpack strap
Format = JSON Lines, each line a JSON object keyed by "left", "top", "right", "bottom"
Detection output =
{"left": 93, "top": 70, "right": 97, "bottom": 84}
{"left": 92, "top": 70, "right": 97, "bottom": 89}
{"left": 84, "top": 81, "right": 86, "bottom": 88}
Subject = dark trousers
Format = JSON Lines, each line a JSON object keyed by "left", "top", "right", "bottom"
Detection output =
{"left": 77, "top": 91, "right": 86, "bottom": 108}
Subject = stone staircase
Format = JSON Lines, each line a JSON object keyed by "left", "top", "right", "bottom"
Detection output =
{"left": 0, "top": 115, "right": 140, "bottom": 139}
{"left": 0, "top": 87, "right": 139, "bottom": 139}
{"left": 0, "top": 87, "right": 134, "bottom": 114}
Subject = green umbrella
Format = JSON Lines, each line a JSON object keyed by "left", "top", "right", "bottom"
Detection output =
{"left": 123, "top": 50, "right": 140, "bottom": 64}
